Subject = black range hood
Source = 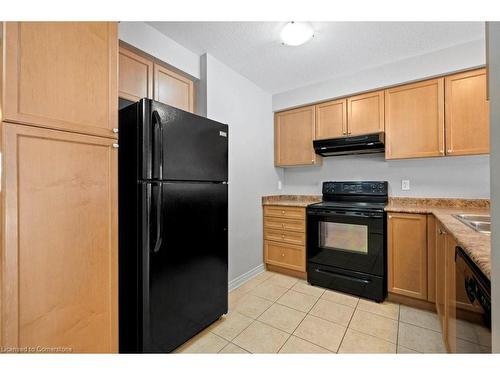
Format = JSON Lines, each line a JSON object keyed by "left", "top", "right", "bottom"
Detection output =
{"left": 313, "top": 132, "right": 385, "bottom": 157}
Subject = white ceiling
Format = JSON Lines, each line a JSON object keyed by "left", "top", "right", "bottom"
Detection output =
{"left": 147, "top": 22, "right": 485, "bottom": 94}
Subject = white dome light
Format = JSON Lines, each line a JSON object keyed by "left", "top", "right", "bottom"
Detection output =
{"left": 280, "top": 22, "right": 314, "bottom": 46}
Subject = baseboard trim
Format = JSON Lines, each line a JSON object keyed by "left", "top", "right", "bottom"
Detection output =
{"left": 228, "top": 264, "right": 265, "bottom": 292}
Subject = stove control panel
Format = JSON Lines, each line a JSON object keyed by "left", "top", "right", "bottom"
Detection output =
{"left": 322, "top": 181, "right": 388, "bottom": 196}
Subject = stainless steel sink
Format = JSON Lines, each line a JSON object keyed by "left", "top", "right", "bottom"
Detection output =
{"left": 454, "top": 214, "right": 491, "bottom": 223}
{"left": 453, "top": 214, "right": 491, "bottom": 235}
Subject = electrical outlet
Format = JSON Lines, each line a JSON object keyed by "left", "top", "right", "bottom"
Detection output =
{"left": 401, "top": 179, "right": 410, "bottom": 191}
{"left": 278, "top": 180, "right": 283, "bottom": 190}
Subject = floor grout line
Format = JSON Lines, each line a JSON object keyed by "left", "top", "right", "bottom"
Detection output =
{"left": 230, "top": 274, "right": 302, "bottom": 353}
{"left": 226, "top": 273, "right": 444, "bottom": 354}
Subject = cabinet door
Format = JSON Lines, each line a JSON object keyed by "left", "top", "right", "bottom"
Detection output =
{"left": 385, "top": 78, "right": 444, "bottom": 159}
{"left": 275, "top": 106, "right": 321, "bottom": 166}
{"left": 154, "top": 63, "right": 194, "bottom": 112}
{"left": 388, "top": 213, "right": 428, "bottom": 300}
{"left": 3, "top": 22, "right": 118, "bottom": 138}
{"left": 427, "top": 215, "right": 437, "bottom": 303}
{"left": 347, "top": 90, "right": 384, "bottom": 136}
{"left": 264, "top": 241, "right": 305, "bottom": 272}
{"left": 1, "top": 123, "right": 118, "bottom": 353}
{"left": 315, "top": 99, "right": 347, "bottom": 139}
{"left": 435, "top": 223, "right": 447, "bottom": 332}
{"left": 119, "top": 44, "right": 153, "bottom": 102}
{"left": 445, "top": 69, "right": 489, "bottom": 156}
{"left": 445, "top": 235, "right": 457, "bottom": 353}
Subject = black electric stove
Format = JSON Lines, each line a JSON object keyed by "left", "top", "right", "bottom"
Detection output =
{"left": 306, "top": 181, "right": 388, "bottom": 302}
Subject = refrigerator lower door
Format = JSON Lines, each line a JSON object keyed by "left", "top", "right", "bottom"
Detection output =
{"left": 141, "top": 181, "right": 228, "bottom": 353}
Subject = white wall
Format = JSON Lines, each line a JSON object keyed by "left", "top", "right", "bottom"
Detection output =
{"left": 118, "top": 22, "right": 200, "bottom": 79}
{"left": 487, "top": 22, "right": 500, "bottom": 353}
{"left": 273, "top": 39, "right": 485, "bottom": 111}
{"left": 202, "top": 53, "right": 281, "bottom": 284}
{"left": 282, "top": 154, "right": 490, "bottom": 198}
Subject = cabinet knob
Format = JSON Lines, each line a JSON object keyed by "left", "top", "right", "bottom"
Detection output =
{"left": 281, "top": 210, "right": 285, "bottom": 214}
{"left": 282, "top": 224, "right": 285, "bottom": 228}
{"left": 311, "top": 159, "right": 315, "bottom": 164}
{"left": 112, "top": 128, "right": 119, "bottom": 133}
{"left": 281, "top": 253, "right": 285, "bottom": 257}
{"left": 112, "top": 143, "right": 119, "bottom": 148}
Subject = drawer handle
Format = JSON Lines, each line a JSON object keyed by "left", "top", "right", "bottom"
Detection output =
{"left": 282, "top": 224, "right": 285, "bottom": 228}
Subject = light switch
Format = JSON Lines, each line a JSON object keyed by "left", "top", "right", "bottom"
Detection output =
{"left": 278, "top": 180, "right": 283, "bottom": 190}
{"left": 401, "top": 179, "right": 410, "bottom": 191}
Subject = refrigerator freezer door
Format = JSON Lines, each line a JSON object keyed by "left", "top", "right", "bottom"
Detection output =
{"left": 139, "top": 100, "right": 228, "bottom": 182}
{"left": 155, "top": 101, "right": 228, "bottom": 182}
{"left": 141, "top": 181, "right": 228, "bottom": 353}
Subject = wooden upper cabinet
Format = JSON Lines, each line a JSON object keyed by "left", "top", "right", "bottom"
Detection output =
{"left": 385, "top": 78, "right": 444, "bottom": 159}
{"left": 347, "top": 90, "right": 385, "bottom": 136}
{"left": 315, "top": 99, "right": 347, "bottom": 139}
{"left": 388, "top": 213, "right": 428, "bottom": 300}
{"left": 154, "top": 63, "right": 194, "bottom": 112}
{"left": 119, "top": 44, "right": 153, "bottom": 102}
{"left": 275, "top": 106, "right": 321, "bottom": 167}
{"left": 445, "top": 69, "right": 489, "bottom": 156}
{"left": 1, "top": 122, "right": 118, "bottom": 353}
{"left": 3, "top": 22, "right": 118, "bottom": 138}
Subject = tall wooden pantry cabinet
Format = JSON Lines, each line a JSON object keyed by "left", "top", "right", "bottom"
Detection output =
{"left": 0, "top": 22, "right": 118, "bottom": 353}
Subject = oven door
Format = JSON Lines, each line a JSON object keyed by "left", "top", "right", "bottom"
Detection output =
{"left": 307, "top": 208, "right": 385, "bottom": 276}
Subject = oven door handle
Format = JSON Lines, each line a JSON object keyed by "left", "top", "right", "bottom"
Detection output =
{"left": 314, "top": 268, "right": 370, "bottom": 284}
{"left": 308, "top": 210, "right": 381, "bottom": 218}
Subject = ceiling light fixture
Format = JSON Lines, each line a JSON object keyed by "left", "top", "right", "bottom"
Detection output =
{"left": 280, "top": 22, "right": 314, "bottom": 46}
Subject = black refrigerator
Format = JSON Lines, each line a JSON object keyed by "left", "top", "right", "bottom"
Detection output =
{"left": 118, "top": 99, "right": 228, "bottom": 353}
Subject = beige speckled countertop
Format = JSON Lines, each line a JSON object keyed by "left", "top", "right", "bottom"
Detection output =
{"left": 386, "top": 198, "right": 491, "bottom": 279}
{"left": 262, "top": 195, "right": 491, "bottom": 280}
{"left": 262, "top": 195, "right": 322, "bottom": 207}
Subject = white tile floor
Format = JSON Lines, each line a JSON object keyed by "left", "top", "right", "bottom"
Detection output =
{"left": 174, "top": 271, "right": 488, "bottom": 354}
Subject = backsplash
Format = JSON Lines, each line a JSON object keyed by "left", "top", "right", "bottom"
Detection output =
{"left": 281, "top": 153, "right": 490, "bottom": 199}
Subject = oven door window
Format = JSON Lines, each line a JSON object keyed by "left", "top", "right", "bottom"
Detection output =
{"left": 319, "top": 221, "right": 368, "bottom": 254}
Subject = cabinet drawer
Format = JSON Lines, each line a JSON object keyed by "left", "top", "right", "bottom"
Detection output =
{"left": 264, "top": 217, "right": 305, "bottom": 233}
{"left": 263, "top": 205, "right": 305, "bottom": 220}
{"left": 264, "top": 241, "right": 305, "bottom": 272}
{"left": 264, "top": 229, "right": 305, "bottom": 246}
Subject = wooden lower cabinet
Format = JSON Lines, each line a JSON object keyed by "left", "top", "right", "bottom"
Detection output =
{"left": 427, "top": 215, "right": 437, "bottom": 303}
{"left": 263, "top": 205, "right": 306, "bottom": 276}
{"left": 445, "top": 234, "right": 457, "bottom": 353}
{"left": 435, "top": 221, "right": 447, "bottom": 332}
{"left": 388, "top": 213, "right": 428, "bottom": 300}
{"left": 1, "top": 123, "right": 118, "bottom": 353}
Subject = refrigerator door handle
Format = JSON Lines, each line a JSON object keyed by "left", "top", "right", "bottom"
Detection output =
{"left": 151, "top": 183, "right": 163, "bottom": 253}
{"left": 152, "top": 110, "right": 163, "bottom": 180}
